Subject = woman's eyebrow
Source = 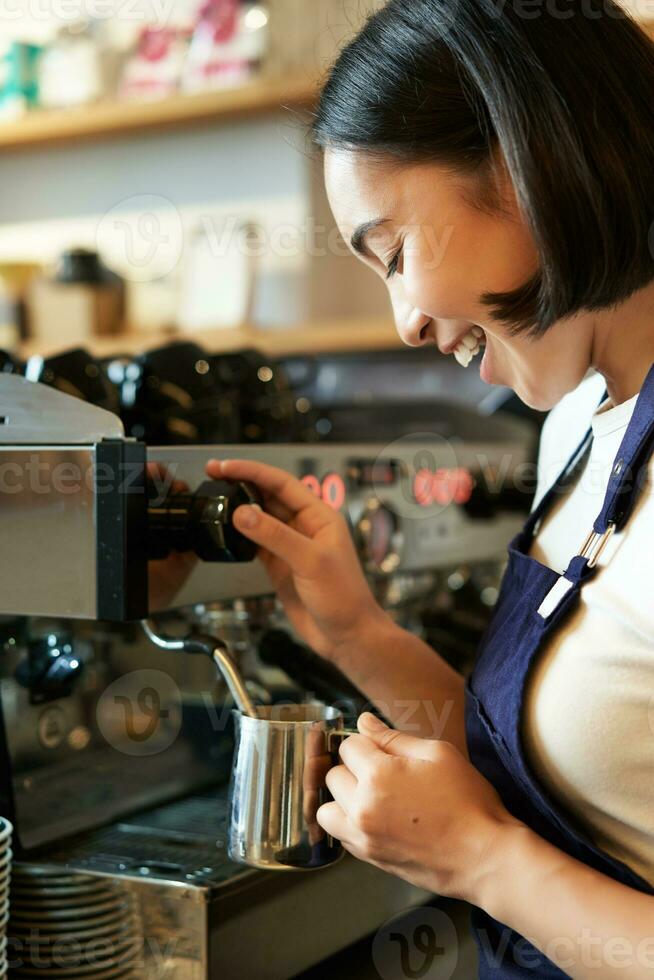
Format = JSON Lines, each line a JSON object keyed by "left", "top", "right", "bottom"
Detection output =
{"left": 350, "top": 218, "right": 389, "bottom": 257}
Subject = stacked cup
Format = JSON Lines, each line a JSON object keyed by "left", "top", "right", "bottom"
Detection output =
{"left": 0, "top": 817, "right": 12, "bottom": 974}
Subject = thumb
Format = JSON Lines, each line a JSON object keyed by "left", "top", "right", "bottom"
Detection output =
{"left": 357, "top": 712, "right": 437, "bottom": 761}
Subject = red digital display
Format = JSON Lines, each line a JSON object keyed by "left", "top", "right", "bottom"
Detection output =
{"left": 301, "top": 472, "right": 347, "bottom": 510}
{"left": 321, "top": 473, "right": 346, "bottom": 511}
{"left": 452, "top": 468, "right": 475, "bottom": 505}
{"left": 413, "top": 467, "right": 474, "bottom": 507}
{"left": 432, "top": 470, "right": 452, "bottom": 506}
{"left": 301, "top": 474, "right": 322, "bottom": 498}
{"left": 414, "top": 469, "right": 434, "bottom": 507}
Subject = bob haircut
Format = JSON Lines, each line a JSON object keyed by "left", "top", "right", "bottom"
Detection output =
{"left": 313, "top": 0, "right": 654, "bottom": 335}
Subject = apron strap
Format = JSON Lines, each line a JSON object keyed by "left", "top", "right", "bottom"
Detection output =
{"left": 538, "top": 363, "right": 654, "bottom": 616}
{"left": 592, "top": 363, "right": 654, "bottom": 534}
{"left": 523, "top": 386, "right": 608, "bottom": 540}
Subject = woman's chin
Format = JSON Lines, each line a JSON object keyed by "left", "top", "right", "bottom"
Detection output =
{"left": 512, "top": 380, "right": 561, "bottom": 412}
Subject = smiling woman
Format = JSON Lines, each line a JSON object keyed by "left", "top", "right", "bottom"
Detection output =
{"left": 312, "top": 0, "right": 654, "bottom": 337}
{"left": 204, "top": 5, "right": 654, "bottom": 980}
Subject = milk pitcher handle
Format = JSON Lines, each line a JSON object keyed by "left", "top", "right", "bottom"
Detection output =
{"left": 325, "top": 728, "right": 358, "bottom": 848}
{"left": 327, "top": 728, "right": 358, "bottom": 752}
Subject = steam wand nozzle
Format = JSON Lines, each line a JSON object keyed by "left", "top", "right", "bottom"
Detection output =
{"left": 141, "top": 619, "right": 258, "bottom": 718}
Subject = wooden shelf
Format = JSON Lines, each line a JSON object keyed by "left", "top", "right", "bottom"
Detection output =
{"left": 0, "top": 74, "right": 319, "bottom": 152}
{"left": 19, "top": 318, "right": 402, "bottom": 361}
{"left": 0, "top": 17, "right": 651, "bottom": 151}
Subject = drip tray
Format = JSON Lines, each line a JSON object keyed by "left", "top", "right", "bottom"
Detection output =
{"left": 25, "top": 786, "right": 248, "bottom": 890}
{"left": 17, "top": 786, "right": 435, "bottom": 979}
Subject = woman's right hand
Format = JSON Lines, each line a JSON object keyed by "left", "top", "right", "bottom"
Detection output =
{"left": 205, "top": 458, "right": 390, "bottom": 663}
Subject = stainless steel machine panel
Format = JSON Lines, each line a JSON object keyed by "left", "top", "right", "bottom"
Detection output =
{"left": 1, "top": 376, "right": 533, "bottom": 621}
{"left": 148, "top": 439, "right": 531, "bottom": 610}
{"left": 0, "top": 447, "right": 97, "bottom": 618}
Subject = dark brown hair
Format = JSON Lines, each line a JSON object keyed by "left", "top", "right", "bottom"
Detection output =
{"left": 313, "top": 0, "right": 654, "bottom": 335}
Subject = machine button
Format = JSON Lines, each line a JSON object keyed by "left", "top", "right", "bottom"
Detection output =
{"left": 38, "top": 707, "right": 67, "bottom": 749}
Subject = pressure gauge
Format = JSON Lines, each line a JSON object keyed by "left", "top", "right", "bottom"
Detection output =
{"left": 356, "top": 498, "right": 403, "bottom": 574}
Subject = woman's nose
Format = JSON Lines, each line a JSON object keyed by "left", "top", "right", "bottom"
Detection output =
{"left": 396, "top": 310, "right": 434, "bottom": 348}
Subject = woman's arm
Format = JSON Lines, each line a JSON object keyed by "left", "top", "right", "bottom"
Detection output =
{"left": 206, "top": 457, "right": 467, "bottom": 753}
{"left": 477, "top": 823, "right": 654, "bottom": 980}
{"left": 331, "top": 614, "right": 468, "bottom": 754}
{"left": 319, "top": 717, "right": 654, "bottom": 980}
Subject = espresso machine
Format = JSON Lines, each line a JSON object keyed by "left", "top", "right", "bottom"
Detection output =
{"left": 0, "top": 344, "right": 538, "bottom": 978}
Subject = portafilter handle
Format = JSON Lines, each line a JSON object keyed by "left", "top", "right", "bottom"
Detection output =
{"left": 141, "top": 619, "right": 258, "bottom": 718}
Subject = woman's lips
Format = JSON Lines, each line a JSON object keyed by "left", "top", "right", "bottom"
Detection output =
{"left": 480, "top": 342, "right": 492, "bottom": 384}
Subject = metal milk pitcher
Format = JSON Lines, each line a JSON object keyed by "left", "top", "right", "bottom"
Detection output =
{"left": 227, "top": 704, "right": 354, "bottom": 871}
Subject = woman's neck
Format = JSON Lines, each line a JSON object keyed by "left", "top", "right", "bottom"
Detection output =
{"left": 590, "top": 280, "right": 654, "bottom": 405}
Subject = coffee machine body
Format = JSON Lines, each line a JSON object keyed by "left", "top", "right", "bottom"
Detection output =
{"left": 0, "top": 369, "right": 536, "bottom": 978}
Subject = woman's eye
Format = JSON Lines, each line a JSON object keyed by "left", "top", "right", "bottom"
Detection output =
{"left": 385, "top": 248, "right": 402, "bottom": 280}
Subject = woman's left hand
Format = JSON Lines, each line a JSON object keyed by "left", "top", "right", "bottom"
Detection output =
{"left": 317, "top": 712, "right": 524, "bottom": 903}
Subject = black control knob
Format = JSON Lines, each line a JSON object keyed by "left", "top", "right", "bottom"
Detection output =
{"left": 15, "top": 634, "right": 84, "bottom": 705}
{"left": 148, "top": 479, "right": 263, "bottom": 562}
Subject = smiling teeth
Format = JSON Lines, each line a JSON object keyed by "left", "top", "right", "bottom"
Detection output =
{"left": 453, "top": 327, "right": 485, "bottom": 368}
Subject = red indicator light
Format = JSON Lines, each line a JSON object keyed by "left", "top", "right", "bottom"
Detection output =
{"left": 321, "top": 473, "right": 346, "bottom": 511}
{"left": 432, "top": 469, "right": 454, "bottom": 506}
{"left": 413, "top": 467, "right": 474, "bottom": 507}
{"left": 301, "top": 474, "right": 321, "bottom": 498}
{"left": 414, "top": 469, "right": 433, "bottom": 507}
{"left": 452, "top": 468, "right": 474, "bottom": 505}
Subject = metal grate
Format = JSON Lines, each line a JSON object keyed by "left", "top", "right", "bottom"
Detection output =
{"left": 32, "top": 789, "right": 242, "bottom": 888}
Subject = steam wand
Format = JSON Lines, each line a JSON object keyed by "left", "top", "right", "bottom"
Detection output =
{"left": 141, "top": 619, "right": 258, "bottom": 718}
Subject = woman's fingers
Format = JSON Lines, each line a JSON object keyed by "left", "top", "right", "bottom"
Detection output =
{"left": 259, "top": 497, "right": 294, "bottom": 525}
{"left": 232, "top": 504, "right": 316, "bottom": 572}
{"left": 316, "top": 801, "right": 354, "bottom": 845}
{"left": 207, "top": 458, "right": 322, "bottom": 517}
{"left": 207, "top": 457, "right": 340, "bottom": 541}
{"left": 337, "top": 733, "right": 384, "bottom": 780}
{"left": 325, "top": 763, "right": 358, "bottom": 813}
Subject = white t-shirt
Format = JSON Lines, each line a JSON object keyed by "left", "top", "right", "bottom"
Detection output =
{"left": 522, "top": 370, "right": 654, "bottom": 886}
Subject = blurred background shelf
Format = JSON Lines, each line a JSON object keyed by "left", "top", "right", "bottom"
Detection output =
{"left": 4, "top": 8, "right": 651, "bottom": 366}
{"left": 0, "top": 74, "right": 319, "bottom": 152}
{"left": 18, "top": 318, "right": 401, "bottom": 361}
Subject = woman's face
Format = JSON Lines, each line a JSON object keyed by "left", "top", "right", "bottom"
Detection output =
{"left": 324, "top": 150, "right": 595, "bottom": 411}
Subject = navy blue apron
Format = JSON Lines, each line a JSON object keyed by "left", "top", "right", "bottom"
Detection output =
{"left": 465, "top": 364, "right": 654, "bottom": 978}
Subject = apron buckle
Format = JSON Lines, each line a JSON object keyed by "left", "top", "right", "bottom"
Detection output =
{"left": 579, "top": 522, "right": 616, "bottom": 568}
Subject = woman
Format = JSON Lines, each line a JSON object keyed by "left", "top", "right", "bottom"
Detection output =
{"left": 208, "top": 2, "right": 654, "bottom": 976}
